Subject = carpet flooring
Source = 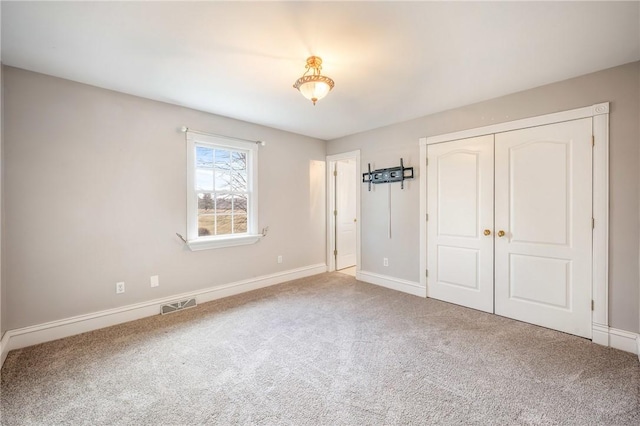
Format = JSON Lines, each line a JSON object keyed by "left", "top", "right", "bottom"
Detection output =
{"left": 337, "top": 266, "right": 356, "bottom": 277}
{"left": 1, "top": 272, "right": 639, "bottom": 425}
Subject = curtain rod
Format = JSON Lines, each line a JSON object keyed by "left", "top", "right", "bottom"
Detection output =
{"left": 180, "top": 126, "right": 266, "bottom": 146}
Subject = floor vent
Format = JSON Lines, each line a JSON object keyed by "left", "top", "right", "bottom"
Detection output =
{"left": 161, "top": 298, "right": 197, "bottom": 315}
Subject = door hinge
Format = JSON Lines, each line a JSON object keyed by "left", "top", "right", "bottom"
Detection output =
{"left": 334, "top": 249, "right": 337, "bottom": 256}
{"left": 426, "top": 158, "right": 429, "bottom": 166}
{"left": 334, "top": 210, "right": 337, "bottom": 216}
{"left": 426, "top": 213, "right": 429, "bottom": 221}
{"left": 591, "top": 300, "right": 595, "bottom": 311}
{"left": 592, "top": 135, "right": 595, "bottom": 146}
{"left": 425, "top": 269, "right": 429, "bottom": 277}
{"left": 592, "top": 218, "right": 595, "bottom": 229}
{"left": 333, "top": 170, "right": 337, "bottom": 177}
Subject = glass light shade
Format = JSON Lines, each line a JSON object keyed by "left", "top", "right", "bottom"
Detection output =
{"left": 293, "top": 74, "right": 335, "bottom": 105}
{"left": 299, "top": 80, "right": 331, "bottom": 104}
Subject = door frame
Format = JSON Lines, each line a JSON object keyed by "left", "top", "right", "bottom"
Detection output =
{"left": 326, "top": 150, "right": 361, "bottom": 273}
{"left": 419, "top": 102, "right": 610, "bottom": 344}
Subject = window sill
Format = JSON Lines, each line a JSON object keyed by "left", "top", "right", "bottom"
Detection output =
{"left": 187, "top": 234, "right": 263, "bottom": 251}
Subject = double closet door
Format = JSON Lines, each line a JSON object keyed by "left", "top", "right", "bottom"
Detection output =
{"left": 427, "top": 118, "right": 593, "bottom": 338}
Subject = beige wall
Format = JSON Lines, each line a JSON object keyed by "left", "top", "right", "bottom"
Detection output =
{"left": 327, "top": 61, "right": 640, "bottom": 334}
{"left": 3, "top": 62, "right": 639, "bottom": 336}
{"left": 2, "top": 66, "right": 326, "bottom": 331}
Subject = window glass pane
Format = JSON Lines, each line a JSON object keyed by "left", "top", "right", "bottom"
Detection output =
{"left": 196, "top": 147, "right": 213, "bottom": 168}
{"left": 216, "top": 215, "right": 232, "bottom": 235}
{"left": 231, "top": 151, "right": 247, "bottom": 170}
{"left": 198, "top": 193, "right": 215, "bottom": 213}
{"left": 196, "top": 169, "right": 213, "bottom": 191}
{"left": 233, "top": 195, "right": 247, "bottom": 214}
{"left": 215, "top": 149, "right": 230, "bottom": 169}
{"left": 190, "top": 137, "right": 256, "bottom": 243}
{"left": 234, "top": 215, "right": 247, "bottom": 233}
{"left": 198, "top": 215, "right": 214, "bottom": 236}
{"left": 215, "top": 171, "right": 230, "bottom": 191}
{"left": 230, "top": 171, "right": 247, "bottom": 192}
{"left": 215, "top": 194, "right": 233, "bottom": 213}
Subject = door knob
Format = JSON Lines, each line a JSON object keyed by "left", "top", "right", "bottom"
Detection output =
{"left": 354, "top": 218, "right": 357, "bottom": 223}
{"left": 497, "top": 230, "right": 506, "bottom": 237}
{"left": 483, "top": 229, "right": 491, "bottom": 236}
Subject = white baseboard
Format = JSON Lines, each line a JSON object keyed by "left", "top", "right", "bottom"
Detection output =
{"left": 0, "top": 263, "right": 327, "bottom": 369}
{"left": 592, "top": 323, "right": 640, "bottom": 356}
{"left": 4, "top": 265, "right": 636, "bottom": 369}
{"left": 356, "top": 270, "right": 426, "bottom": 297}
{"left": 609, "top": 327, "right": 640, "bottom": 355}
{"left": 592, "top": 323, "right": 609, "bottom": 346}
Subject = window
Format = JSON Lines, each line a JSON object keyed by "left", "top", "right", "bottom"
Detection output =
{"left": 186, "top": 132, "right": 261, "bottom": 250}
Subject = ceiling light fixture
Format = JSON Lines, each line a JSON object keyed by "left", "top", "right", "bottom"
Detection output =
{"left": 293, "top": 56, "right": 335, "bottom": 105}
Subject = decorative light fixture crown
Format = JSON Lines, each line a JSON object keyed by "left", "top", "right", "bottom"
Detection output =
{"left": 293, "top": 56, "right": 335, "bottom": 105}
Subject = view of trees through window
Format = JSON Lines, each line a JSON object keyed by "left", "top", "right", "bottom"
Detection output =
{"left": 196, "top": 145, "right": 248, "bottom": 236}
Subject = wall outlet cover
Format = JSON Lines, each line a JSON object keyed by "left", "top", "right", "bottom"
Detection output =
{"left": 150, "top": 275, "right": 159, "bottom": 287}
{"left": 116, "top": 282, "right": 125, "bottom": 294}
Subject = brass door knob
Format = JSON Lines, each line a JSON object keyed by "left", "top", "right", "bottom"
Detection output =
{"left": 354, "top": 218, "right": 357, "bottom": 223}
{"left": 483, "top": 229, "right": 491, "bottom": 236}
{"left": 497, "top": 230, "right": 506, "bottom": 237}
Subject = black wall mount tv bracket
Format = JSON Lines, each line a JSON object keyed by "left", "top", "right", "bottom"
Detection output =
{"left": 362, "top": 158, "right": 414, "bottom": 191}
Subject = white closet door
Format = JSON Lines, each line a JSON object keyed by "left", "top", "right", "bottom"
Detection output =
{"left": 494, "top": 118, "right": 593, "bottom": 338}
{"left": 336, "top": 159, "right": 357, "bottom": 270}
{"left": 427, "top": 135, "right": 494, "bottom": 313}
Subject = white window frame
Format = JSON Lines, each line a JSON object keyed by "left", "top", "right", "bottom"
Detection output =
{"left": 186, "top": 131, "right": 261, "bottom": 251}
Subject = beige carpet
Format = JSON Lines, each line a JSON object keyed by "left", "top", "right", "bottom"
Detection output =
{"left": 337, "top": 266, "right": 356, "bottom": 277}
{"left": 1, "top": 272, "right": 639, "bottom": 425}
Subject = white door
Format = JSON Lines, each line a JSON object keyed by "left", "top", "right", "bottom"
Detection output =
{"left": 494, "top": 118, "right": 593, "bottom": 338}
{"left": 336, "top": 159, "right": 357, "bottom": 270}
{"left": 427, "top": 135, "right": 495, "bottom": 313}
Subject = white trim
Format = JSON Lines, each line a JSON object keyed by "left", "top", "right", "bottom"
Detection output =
{"left": 592, "top": 112, "right": 609, "bottom": 326}
{"left": 357, "top": 270, "right": 426, "bottom": 297}
{"left": 186, "top": 233, "right": 262, "bottom": 251}
{"left": 0, "top": 263, "right": 327, "bottom": 369}
{"left": 326, "top": 150, "right": 361, "bottom": 273}
{"left": 592, "top": 324, "right": 640, "bottom": 355}
{"left": 185, "top": 131, "right": 260, "bottom": 249}
{"left": 609, "top": 328, "right": 640, "bottom": 355}
{"left": 419, "top": 137, "right": 428, "bottom": 290}
{"left": 423, "top": 102, "right": 610, "bottom": 145}
{"left": 591, "top": 323, "right": 610, "bottom": 347}
{"left": 420, "top": 103, "right": 610, "bottom": 345}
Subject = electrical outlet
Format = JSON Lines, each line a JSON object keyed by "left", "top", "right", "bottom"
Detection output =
{"left": 383, "top": 258, "right": 389, "bottom": 267}
{"left": 150, "top": 275, "right": 159, "bottom": 288}
{"left": 116, "top": 282, "right": 125, "bottom": 294}
{"left": 277, "top": 255, "right": 283, "bottom": 264}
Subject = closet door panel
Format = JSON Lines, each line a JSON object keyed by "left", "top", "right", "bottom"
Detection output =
{"left": 427, "top": 135, "right": 494, "bottom": 313}
{"left": 494, "top": 118, "right": 593, "bottom": 338}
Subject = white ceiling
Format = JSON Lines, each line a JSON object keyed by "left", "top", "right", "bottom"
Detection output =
{"left": 2, "top": 1, "right": 639, "bottom": 140}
